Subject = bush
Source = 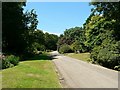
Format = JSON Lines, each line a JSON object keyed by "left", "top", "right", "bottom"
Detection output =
{"left": 2, "top": 55, "right": 19, "bottom": 69}
{"left": 2, "top": 58, "right": 11, "bottom": 69}
{"left": 70, "top": 40, "right": 81, "bottom": 53}
{"left": 97, "top": 48, "right": 119, "bottom": 68}
{"left": 24, "top": 43, "right": 46, "bottom": 56}
{"left": 8, "top": 55, "right": 19, "bottom": 66}
{"left": 59, "top": 44, "right": 73, "bottom": 54}
{"left": 90, "top": 46, "right": 101, "bottom": 63}
{"left": 70, "top": 41, "right": 87, "bottom": 53}
{"left": 91, "top": 41, "right": 120, "bottom": 70}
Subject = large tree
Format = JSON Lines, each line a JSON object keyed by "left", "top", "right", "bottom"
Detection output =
{"left": 2, "top": 2, "right": 26, "bottom": 54}
{"left": 90, "top": 2, "right": 120, "bottom": 40}
{"left": 2, "top": 2, "right": 38, "bottom": 55}
{"left": 87, "top": 2, "right": 120, "bottom": 70}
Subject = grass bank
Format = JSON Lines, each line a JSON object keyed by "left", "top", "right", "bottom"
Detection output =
{"left": 2, "top": 54, "right": 61, "bottom": 88}
{"left": 65, "top": 53, "right": 90, "bottom": 62}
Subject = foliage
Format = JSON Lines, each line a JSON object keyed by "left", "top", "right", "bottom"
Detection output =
{"left": 2, "top": 3, "right": 38, "bottom": 56}
{"left": 59, "top": 44, "right": 73, "bottom": 54}
{"left": 84, "top": 15, "right": 104, "bottom": 50}
{"left": 91, "top": 40, "right": 120, "bottom": 70}
{"left": 87, "top": 2, "right": 120, "bottom": 70}
{"left": 2, "top": 2, "right": 26, "bottom": 55}
{"left": 70, "top": 40, "right": 81, "bottom": 53}
{"left": 24, "top": 30, "right": 45, "bottom": 55}
{"left": 90, "top": 2, "right": 120, "bottom": 40}
{"left": 44, "top": 33, "right": 58, "bottom": 50}
{"left": 58, "top": 27, "right": 87, "bottom": 53}
{"left": 24, "top": 9, "right": 38, "bottom": 30}
{"left": 3, "top": 2, "right": 120, "bottom": 70}
{"left": 58, "top": 27, "right": 83, "bottom": 45}
{"left": 57, "top": 2, "right": 120, "bottom": 70}
{"left": 2, "top": 2, "right": 58, "bottom": 63}
{"left": 2, "top": 55, "right": 19, "bottom": 69}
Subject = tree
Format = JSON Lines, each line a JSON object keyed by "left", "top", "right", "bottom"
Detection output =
{"left": 2, "top": 2, "right": 38, "bottom": 56}
{"left": 2, "top": 2, "right": 26, "bottom": 55}
{"left": 90, "top": 2, "right": 120, "bottom": 40}
{"left": 87, "top": 2, "right": 120, "bottom": 70}
{"left": 44, "top": 33, "right": 58, "bottom": 50}
{"left": 24, "top": 30, "right": 45, "bottom": 55}
{"left": 71, "top": 40, "right": 81, "bottom": 53}
{"left": 59, "top": 44, "right": 72, "bottom": 54}
{"left": 84, "top": 15, "right": 106, "bottom": 51}
{"left": 57, "top": 27, "right": 86, "bottom": 53}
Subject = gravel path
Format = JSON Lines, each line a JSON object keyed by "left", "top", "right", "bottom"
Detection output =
{"left": 51, "top": 51, "right": 118, "bottom": 88}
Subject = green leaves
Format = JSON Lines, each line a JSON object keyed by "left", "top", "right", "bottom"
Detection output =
{"left": 2, "top": 55, "right": 19, "bottom": 69}
{"left": 83, "top": 2, "right": 120, "bottom": 70}
{"left": 58, "top": 27, "right": 86, "bottom": 53}
{"left": 44, "top": 33, "right": 58, "bottom": 51}
{"left": 24, "top": 9, "right": 38, "bottom": 30}
{"left": 59, "top": 44, "right": 72, "bottom": 54}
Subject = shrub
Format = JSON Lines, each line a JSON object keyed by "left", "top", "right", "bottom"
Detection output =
{"left": 70, "top": 40, "right": 81, "bottom": 53}
{"left": 2, "top": 55, "right": 19, "bottom": 69}
{"left": 90, "top": 46, "right": 101, "bottom": 63}
{"left": 8, "top": 55, "right": 19, "bottom": 66}
{"left": 2, "top": 57, "right": 11, "bottom": 69}
{"left": 91, "top": 41, "right": 120, "bottom": 70}
{"left": 97, "top": 48, "right": 118, "bottom": 68}
{"left": 59, "top": 44, "right": 73, "bottom": 54}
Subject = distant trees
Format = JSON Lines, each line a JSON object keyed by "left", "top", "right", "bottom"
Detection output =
{"left": 24, "top": 30, "right": 45, "bottom": 55}
{"left": 44, "top": 33, "right": 58, "bottom": 51}
{"left": 57, "top": 27, "right": 86, "bottom": 53}
{"left": 59, "top": 44, "right": 72, "bottom": 54}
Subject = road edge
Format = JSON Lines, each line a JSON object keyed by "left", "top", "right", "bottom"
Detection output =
{"left": 52, "top": 60, "right": 69, "bottom": 88}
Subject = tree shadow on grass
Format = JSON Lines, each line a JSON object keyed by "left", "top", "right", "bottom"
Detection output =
{"left": 22, "top": 54, "right": 58, "bottom": 61}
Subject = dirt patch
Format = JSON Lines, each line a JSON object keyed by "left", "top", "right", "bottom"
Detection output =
{"left": 27, "top": 73, "right": 41, "bottom": 78}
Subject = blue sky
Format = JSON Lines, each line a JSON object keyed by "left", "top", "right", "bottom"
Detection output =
{"left": 24, "top": 2, "right": 93, "bottom": 35}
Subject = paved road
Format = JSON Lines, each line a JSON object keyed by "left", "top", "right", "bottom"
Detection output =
{"left": 51, "top": 51, "right": 118, "bottom": 88}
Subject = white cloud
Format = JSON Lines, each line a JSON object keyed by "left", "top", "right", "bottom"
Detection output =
{"left": 42, "top": 30, "right": 60, "bottom": 36}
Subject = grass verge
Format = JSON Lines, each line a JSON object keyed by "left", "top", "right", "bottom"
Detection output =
{"left": 65, "top": 53, "right": 90, "bottom": 62}
{"left": 2, "top": 54, "right": 61, "bottom": 88}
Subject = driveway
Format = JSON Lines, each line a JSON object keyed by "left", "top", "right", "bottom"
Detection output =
{"left": 51, "top": 51, "right": 118, "bottom": 88}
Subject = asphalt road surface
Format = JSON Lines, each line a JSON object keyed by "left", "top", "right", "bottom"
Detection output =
{"left": 51, "top": 51, "right": 118, "bottom": 88}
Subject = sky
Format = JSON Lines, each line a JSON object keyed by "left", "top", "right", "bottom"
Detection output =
{"left": 24, "top": 2, "right": 93, "bottom": 36}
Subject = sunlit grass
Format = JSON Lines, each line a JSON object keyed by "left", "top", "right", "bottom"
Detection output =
{"left": 2, "top": 55, "right": 61, "bottom": 88}
{"left": 65, "top": 53, "right": 90, "bottom": 62}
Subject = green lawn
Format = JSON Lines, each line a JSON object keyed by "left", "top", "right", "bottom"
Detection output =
{"left": 2, "top": 54, "right": 61, "bottom": 88}
{"left": 65, "top": 53, "right": 90, "bottom": 62}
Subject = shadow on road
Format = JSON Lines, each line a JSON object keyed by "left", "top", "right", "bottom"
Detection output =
{"left": 49, "top": 54, "right": 60, "bottom": 60}
{"left": 49, "top": 51, "right": 62, "bottom": 60}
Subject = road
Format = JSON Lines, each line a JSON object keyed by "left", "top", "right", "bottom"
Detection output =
{"left": 51, "top": 51, "right": 118, "bottom": 88}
